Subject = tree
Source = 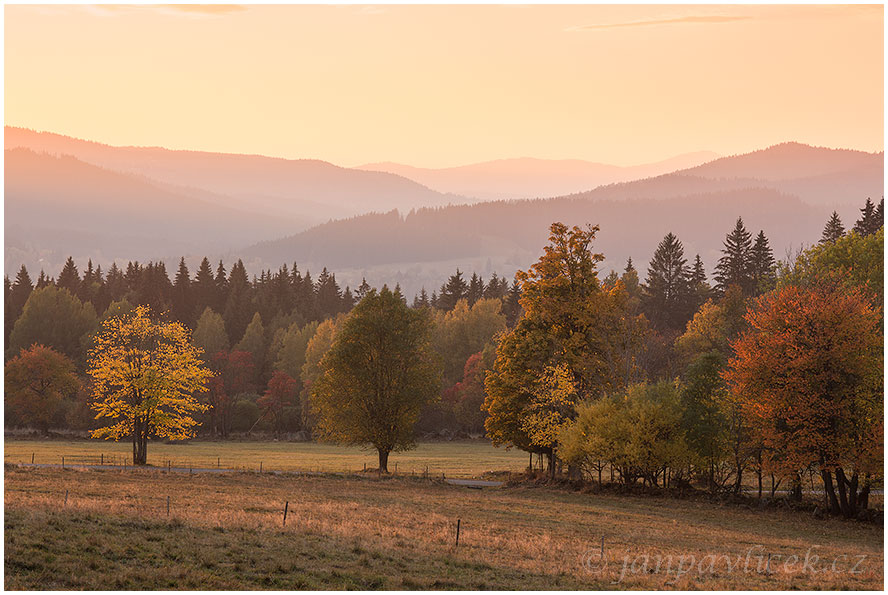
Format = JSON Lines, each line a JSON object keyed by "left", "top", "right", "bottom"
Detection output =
{"left": 8, "top": 286, "right": 98, "bottom": 364}
{"left": 234, "top": 312, "right": 266, "bottom": 384}
{"left": 310, "top": 287, "right": 440, "bottom": 472}
{"left": 521, "top": 362, "right": 581, "bottom": 478}
{"left": 205, "top": 350, "right": 254, "bottom": 437}
{"left": 88, "top": 306, "right": 212, "bottom": 464}
{"left": 191, "top": 257, "right": 216, "bottom": 321}
{"left": 723, "top": 282, "right": 882, "bottom": 517}
{"left": 56, "top": 256, "right": 81, "bottom": 296}
{"left": 223, "top": 260, "right": 254, "bottom": 344}
{"left": 853, "top": 197, "right": 881, "bottom": 236}
{"left": 258, "top": 371, "right": 299, "bottom": 437}
{"left": 749, "top": 230, "right": 776, "bottom": 295}
{"left": 274, "top": 320, "right": 318, "bottom": 381}
{"left": 437, "top": 270, "right": 468, "bottom": 311}
{"left": 430, "top": 298, "right": 506, "bottom": 387}
{"left": 192, "top": 307, "right": 230, "bottom": 361}
{"left": 484, "top": 223, "right": 642, "bottom": 468}
{"left": 300, "top": 316, "right": 340, "bottom": 431}
{"left": 820, "top": 211, "right": 845, "bottom": 244}
{"left": 642, "top": 232, "right": 693, "bottom": 331}
{"left": 714, "top": 217, "right": 754, "bottom": 295}
{"left": 6, "top": 265, "right": 33, "bottom": 344}
{"left": 172, "top": 257, "right": 192, "bottom": 325}
{"left": 5, "top": 345, "right": 80, "bottom": 433}
{"left": 467, "top": 273, "right": 484, "bottom": 306}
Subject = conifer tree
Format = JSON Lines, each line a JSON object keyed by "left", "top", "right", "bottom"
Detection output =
{"left": 35, "top": 270, "right": 52, "bottom": 289}
{"left": 355, "top": 277, "right": 372, "bottom": 302}
{"left": 316, "top": 267, "right": 343, "bottom": 319}
{"left": 224, "top": 259, "right": 254, "bottom": 344}
{"left": 172, "top": 257, "right": 192, "bottom": 324}
{"left": 820, "top": 211, "right": 845, "bottom": 244}
{"left": 6, "top": 265, "right": 33, "bottom": 344}
{"left": 192, "top": 257, "right": 216, "bottom": 319}
{"left": 56, "top": 257, "right": 81, "bottom": 296}
{"left": 854, "top": 197, "right": 879, "bottom": 236}
{"left": 714, "top": 217, "right": 754, "bottom": 295}
{"left": 413, "top": 287, "right": 430, "bottom": 308}
{"left": 214, "top": 260, "right": 229, "bottom": 311}
{"left": 749, "top": 230, "right": 776, "bottom": 295}
{"left": 467, "top": 273, "right": 484, "bottom": 306}
{"left": 437, "top": 269, "right": 468, "bottom": 311}
{"left": 503, "top": 279, "right": 522, "bottom": 327}
{"left": 642, "top": 232, "right": 693, "bottom": 331}
{"left": 104, "top": 263, "right": 127, "bottom": 303}
{"left": 689, "top": 254, "right": 711, "bottom": 308}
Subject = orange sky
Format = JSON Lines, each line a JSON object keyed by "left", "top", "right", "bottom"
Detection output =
{"left": 4, "top": 3, "right": 884, "bottom": 168}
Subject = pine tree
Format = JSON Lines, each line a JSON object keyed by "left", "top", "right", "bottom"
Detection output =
{"left": 749, "top": 230, "right": 776, "bottom": 295}
{"left": 413, "top": 287, "right": 430, "bottom": 308}
{"left": 483, "top": 273, "right": 507, "bottom": 300}
{"left": 503, "top": 279, "right": 522, "bottom": 327}
{"left": 854, "top": 198, "right": 879, "bottom": 236}
{"left": 316, "top": 268, "right": 343, "bottom": 319}
{"left": 355, "top": 278, "right": 372, "bottom": 302}
{"left": 224, "top": 259, "right": 254, "bottom": 345}
{"left": 35, "top": 270, "right": 52, "bottom": 289}
{"left": 56, "top": 257, "right": 81, "bottom": 296}
{"left": 467, "top": 273, "right": 484, "bottom": 306}
{"left": 689, "top": 254, "right": 711, "bottom": 307}
{"left": 875, "top": 198, "right": 884, "bottom": 229}
{"left": 172, "top": 257, "right": 192, "bottom": 324}
{"left": 192, "top": 257, "right": 216, "bottom": 319}
{"left": 438, "top": 269, "right": 468, "bottom": 311}
{"left": 714, "top": 217, "right": 754, "bottom": 295}
{"left": 642, "top": 232, "right": 693, "bottom": 332}
{"left": 820, "top": 211, "right": 845, "bottom": 244}
{"left": 6, "top": 265, "right": 34, "bottom": 344}
{"left": 104, "top": 263, "right": 127, "bottom": 302}
{"left": 214, "top": 260, "right": 229, "bottom": 312}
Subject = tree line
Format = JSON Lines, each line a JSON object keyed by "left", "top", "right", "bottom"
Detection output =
{"left": 4, "top": 197, "right": 883, "bottom": 519}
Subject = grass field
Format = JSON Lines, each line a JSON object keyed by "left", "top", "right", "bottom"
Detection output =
{"left": 3, "top": 439, "right": 529, "bottom": 478}
{"left": 4, "top": 465, "right": 883, "bottom": 589}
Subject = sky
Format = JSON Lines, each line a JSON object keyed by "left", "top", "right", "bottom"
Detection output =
{"left": 4, "top": 3, "right": 884, "bottom": 168}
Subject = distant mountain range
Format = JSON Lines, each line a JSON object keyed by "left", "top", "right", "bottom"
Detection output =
{"left": 357, "top": 152, "right": 721, "bottom": 200}
{"left": 4, "top": 127, "right": 883, "bottom": 298}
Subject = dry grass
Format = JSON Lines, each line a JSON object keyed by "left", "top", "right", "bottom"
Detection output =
{"left": 5, "top": 465, "right": 882, "bottom": 589}
{"left": 3, "top": 438, "right": 527, "bottom": 478}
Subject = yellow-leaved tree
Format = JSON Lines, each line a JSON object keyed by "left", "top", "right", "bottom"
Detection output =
{"left": 88, "top": 305, "right": 213, "bottom": 464}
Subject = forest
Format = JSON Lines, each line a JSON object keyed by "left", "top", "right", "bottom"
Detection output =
{"left": 4, "top": 197, "right": 883, "bottom": 519}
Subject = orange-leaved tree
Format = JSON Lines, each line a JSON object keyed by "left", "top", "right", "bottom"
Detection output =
{"left": 5, "top": 344, "right": 80, "bottom": 434}
{"left": 88, "top": 305, "right": 213, "bottom": 464}
{"left": 723, "top": 282, "right": 882, "bottom": 518}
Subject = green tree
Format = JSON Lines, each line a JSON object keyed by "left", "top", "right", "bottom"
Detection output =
{"left": 820, "top": 211, "right": 845, "bottom": 244}
{"left": 310, "top": 287, "right": 441, "bottom": 472}
{"left": 8, "top": 286, "right": 98, "bottom": 364}
{"left": 749, "top": 230, "right": 776, "bottom": 295}
{"left": 5, "top": 265, "right": 33, "bottom": 345}
{"left": 853, "top": 197, "right": 881, "bottom": 236}
{"left": 714, "top": 217, "right": 754, "bottom": 295}
{"left": 642, "top": 232, "right": 693, "bottom": 331}
{"left": 192, "top": 307, "right": 230, "bottom": 361}
{"left": 56, "top": 256, "right": 81, "bottom": 297}
{"left": 300, "top": 316, "right": 341, "bottom": 430}
{"left": 274, "top": 320, "right": 319, "bottom": 381}
{"left": 235, "top": 312, "right": 266, "bottom": 384}
{"left": 437, "top": 269, "right": 468, "bottom": 311}
{"left": 5, "top": 345, "right": 80, "bottom": 433}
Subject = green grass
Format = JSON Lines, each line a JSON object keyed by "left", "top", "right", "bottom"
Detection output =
{"left": 5, "top": 466, "right": 883, "bottom": 590}
{"left": 4, "top": 439, "right": 528, "bottom": 478}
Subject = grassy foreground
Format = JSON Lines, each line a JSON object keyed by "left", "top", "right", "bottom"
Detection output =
{"left": 3, "top": 439, "right": 528, "bottom": 478}
{"left": 5, "top": 466, "right": 882, "bottom": 589}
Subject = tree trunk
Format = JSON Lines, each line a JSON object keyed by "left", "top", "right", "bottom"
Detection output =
{"left": 821, "top": 469, "right": 841, "bottom": 515}
{"left": 548, "top": 451, "right": 556, "bottom": 480}
{"left": 377, "top": 448, "right": 389, "bottom": 473}
{"left": 790, "top": 473, "right": 802, "bottom": 502}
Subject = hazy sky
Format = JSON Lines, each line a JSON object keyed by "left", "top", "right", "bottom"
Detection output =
{"left": 4, "top": 3, "right": 884, "bottom": 168}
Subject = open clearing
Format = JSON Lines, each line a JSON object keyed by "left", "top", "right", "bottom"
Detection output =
{"left": 3, "top": 439, "right": 528, "bottom": 478}
{"left": 4, "top": 466, "right": 882, "bottom": 590}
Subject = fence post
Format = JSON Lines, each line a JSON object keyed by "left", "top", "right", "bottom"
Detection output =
{"left": 217, "top": 456, "right": 220, "bottom": 469}
{"left": 260, "top": 461, "right": 263, "bottom": 473}
{"left": 64, "top": 490, "right": 68, "bottom": 506}
{"left": 167, "top": 495, "right": 170, "bottom": 517}
{"left": 455, "top": 519, "right": 461, "bottom": 547}
{"left": 283, "top": 501, "right": 289, "bottom": 527}
{"left": 61, "top": 456, "right": 65, "bottom": 469}
{"left": 31, "top": 453, "right": 34, "bottom": 464}
{"left": 101, "top": 453, "right": 104, "bottom": 465}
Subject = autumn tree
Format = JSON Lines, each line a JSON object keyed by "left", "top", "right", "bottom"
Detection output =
{"left": 724, "top": 282, "right": 882, "bottom": 517}
{"left": 258, "top": 371, "right": 299, "bottom": 437}
{"left": 8, "top": 286, "right": 98, "bottom": 364}
{"left": 88, "top": 306, "right": 212, "bottom": 464}
{"left": 484, "top": 223, "right": 643, "bottom": 471}
{"left": 192, "top": 307, "right": 230, "bottom": 360}
{"left": 521, "top": 362, "right": 581, "bottom": 478}
{"left": 205, "top": 350, "right": 254, "bottom": 437}
{"left": 310, "top": 287, "right": 440, "bottom": 472}
{"left": 5, "top": 345, "right": 80, "bottom": 433}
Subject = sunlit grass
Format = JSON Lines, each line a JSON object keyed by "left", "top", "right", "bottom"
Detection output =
{"left": 5, "top": 466, "right": 882, "bottom": 590}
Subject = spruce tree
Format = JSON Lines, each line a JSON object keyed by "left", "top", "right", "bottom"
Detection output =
{"left": 104, "top": 263, "right": 127, "bottom": 302}
{"left": 503, "top": 279, "right": 522, "bottom": 327}
{"left": 214, "top": 260, "right": 229, "bottom": 312}
{"left": 438, "top": 269, "right": 468, "bottom": 311}
{"left": 172, "top": 257, "right": 192, "bottom": 324}
{"left": 6, "top": 265, "right": 34, "bottom": 343}
{"left": 875, "top": 198, "right": 884, "bottom": 230}
{"left": 749, "top": 231, "right": 776, "bottom": 295}
{"left": 223, "top": 259, "right": 254, "bottom": 345}
{"left": 56, "top": 257, "right": 81, "bottom": 296}
{"left": 413, "top": 287, "right": 430, "bottom": 308}
{"left": 854, "top": 197, "right": 880, "bottom": 236}
{"left": 714, "top": 217, "right": 754, "bottom": 295}
{"left": 642, "top": 232, "right": 693, "bottom": 331}
{"left": 355, "top": 278, "right": 372, "bottom": 302}
{"left": 35, "top": 270, "right": 52, "bottom": 289}
{"left": 689, "top": 254, "right": 711, "bottom": 308}
{"left": 192, "top": 257, "right": 216, "bottom": 319}
{"left": 820, "top": 211, "right": 845, "bottom": 244}
{"left": 316, "top": 267, "right": 343, "bottom": 319}
{"left": 467, "top": 273, "right": 484, "bottom": 306}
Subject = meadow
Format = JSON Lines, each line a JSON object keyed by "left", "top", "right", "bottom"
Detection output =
{"left": 5, "top": 465, "right": 882, "bottom": 590}
{"left": 3, "top": 439, "right": 529, "bottom": 478}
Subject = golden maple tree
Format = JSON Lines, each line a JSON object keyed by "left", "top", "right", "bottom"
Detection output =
{"left": 88, "top": 305, "right": 212, "bottom": 464}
